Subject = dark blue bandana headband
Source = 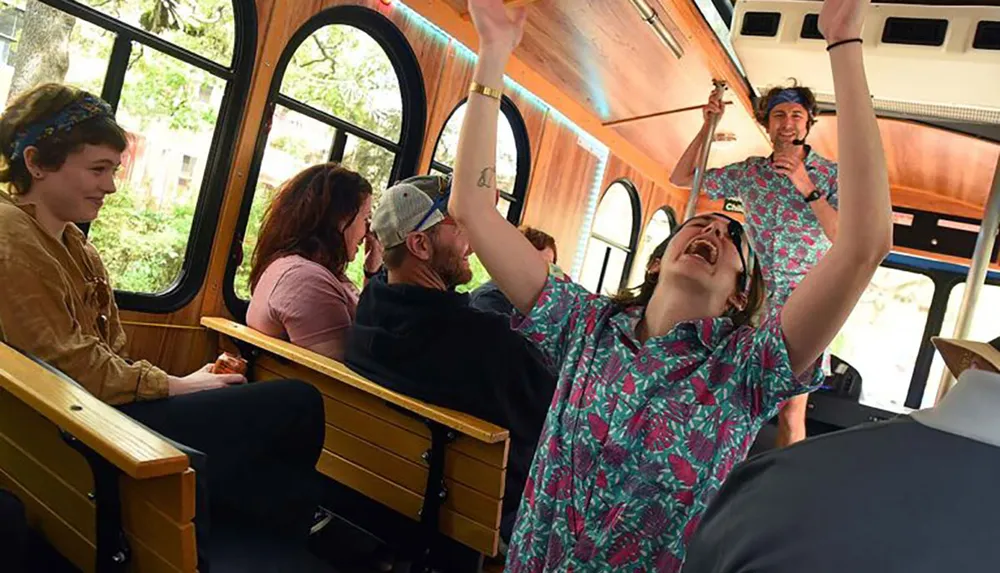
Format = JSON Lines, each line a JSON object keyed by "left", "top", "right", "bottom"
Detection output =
{"left": 765, "top": 89, "right": 809, "bottom": 117}
{"left": 9, "top": 94, "right": 114, "bottom": 161}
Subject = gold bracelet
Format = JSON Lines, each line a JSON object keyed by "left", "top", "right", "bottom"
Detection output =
{"left": 469, "top": 81, "right": 503, "bottom": 101}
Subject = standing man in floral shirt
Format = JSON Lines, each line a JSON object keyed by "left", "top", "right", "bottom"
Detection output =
{"left": 671, "top": 84, "right": 840, "bottom": 447}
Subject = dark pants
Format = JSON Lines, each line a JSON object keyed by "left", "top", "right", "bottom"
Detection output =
{"left": 0, "top": 489, "right": 28, "bottom": 572}
{"left": 118, "top": 380, "right": 326, "bottom": 569}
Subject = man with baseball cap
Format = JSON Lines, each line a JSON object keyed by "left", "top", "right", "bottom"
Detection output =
{"left": 682, "top": 333, "right": 1000, "bottom": 573}
{"left": 345, "top": 175, "right": 556, "bottom": 542}
{"left": 671, "top": 83, "right": 841, "bottom": 448}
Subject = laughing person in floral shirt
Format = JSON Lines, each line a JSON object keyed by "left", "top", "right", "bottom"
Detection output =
{"left": 671, "top": 83, "right": 840, "bottom": 448}
{"left": 450, "top": 0, "right": 889, "bottom": 570}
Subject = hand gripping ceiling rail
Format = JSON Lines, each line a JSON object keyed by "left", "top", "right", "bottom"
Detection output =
{"left": 730, "top": 1, "right": 1000, "bottom": 125}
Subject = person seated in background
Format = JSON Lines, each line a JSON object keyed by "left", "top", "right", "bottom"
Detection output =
{"left": 683, "top": 333, "right": 1000, "bottom": 573}
{"left": 0, "top": 84, "right": 328, "bottom": 569}
{"left": 345, "top": 175, "right": 557, "bottom": 541}
{"left": 470, "top": 225, "right": 557, "bottom": 317}
{"left": 247, "top": 163, "right": 383, "bottom": 361}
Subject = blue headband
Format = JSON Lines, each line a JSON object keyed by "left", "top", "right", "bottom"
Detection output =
{"left": 766, "top": 89, "right": 809, "bottom": 117}
{"left": 10, "top": 94, "right": 114, "bottom": 161}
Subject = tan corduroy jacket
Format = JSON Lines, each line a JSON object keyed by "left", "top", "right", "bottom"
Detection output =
{"left": 0, "top": 192, "right": 168, "bottom": 405}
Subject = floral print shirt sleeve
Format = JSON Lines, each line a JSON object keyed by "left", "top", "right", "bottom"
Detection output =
{"left": 513, "top": 265, "right": 608, "bottom": 371}
{"left": 729, "top": 309, "right": 826, "bottom": 415}
{"left": 702, "top": 159, "right": 750, "bottom": 201}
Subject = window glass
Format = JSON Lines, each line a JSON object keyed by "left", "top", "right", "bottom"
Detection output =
{"left": 923, "top": 282, "right": 1000, "bottom": 407}
{"left": 281, "top": 24, "right": 402, "bottom": 141}
{"left": 628, "top": 207, "right": 674, "bottom": 287}
{"left": 89, "top": 45, "right": 225, "bottom": 294}
{"left": 579, "top": 238, "right": 629, "bottom": 295}
{"left": 78, "top": 0, "right": 235, "bottom": 65}
{"left": 591, "top": 182, "right": 635, "bottom": 246}
{"left": 828, "top": 267, "right": 935, "bottom": 413}
{"left": 2, "top": 8, "right": 112, "bottom": 104}
{"left": 579, "top": 181, "right": 638, "bottom": 294}
{"left": 342, "top": 133, "right": 394, "bottom": 193}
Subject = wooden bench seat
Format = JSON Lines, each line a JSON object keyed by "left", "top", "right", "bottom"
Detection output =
{"left": 200, "top": 317, "right": 512, "bottom": 560}
{"left": 0, "top": 342, "right": 197, "bottom": 573}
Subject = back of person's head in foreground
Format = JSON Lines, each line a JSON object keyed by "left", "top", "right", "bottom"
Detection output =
{"left": 374, "top": 175, "right": 472, "bottom": 290}
{"left": 0, "top": 83, "right": 127, "bottom": 227}
{"left": 249, "top": 163, "right": 373, "bottom": 291}
{"left": 613, "top": 213, "right": 765, "bottom": 328}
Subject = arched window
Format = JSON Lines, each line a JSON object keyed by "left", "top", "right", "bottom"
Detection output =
{"left": 226, "top": 6, "right": 425, "bottom": 309}
{"left": 579, "top": 179, "right": 641, "bottom": 295}
{"left": 429, "top": 96, "right": 530, "bottom": 224}
{"left": 628, "top": 206, "right": 677, "bottom": 287}
{"left": 1, "top": 0, "right": 254, "bottom": 311}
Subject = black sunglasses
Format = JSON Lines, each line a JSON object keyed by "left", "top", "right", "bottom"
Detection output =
{"left": 675, "top": 213, "right": 756, "bottom": 294}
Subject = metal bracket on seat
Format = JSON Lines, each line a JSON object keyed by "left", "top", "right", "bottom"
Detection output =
{"left": 382, "top": 401, "right": 458, "bottom": 572}
{"left": 414, "top": 419, "right": 456, "bottom": 573}
{"left": 62, "top": 432, "right": 130, "bottom": 573}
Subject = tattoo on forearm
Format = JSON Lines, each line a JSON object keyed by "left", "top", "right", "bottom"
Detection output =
{"left": 477, "top": 167, "right": 496, "bottom": 189}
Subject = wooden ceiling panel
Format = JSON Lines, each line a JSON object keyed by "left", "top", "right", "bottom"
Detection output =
{"left": 810, "top": 118, "right": 999, "bottom": 216}
{"left": 442, "top": 0, "right": 728, "bottom": 122}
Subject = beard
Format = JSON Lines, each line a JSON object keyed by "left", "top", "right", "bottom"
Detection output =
{"left": 430, "top": 241, "right": 472, "bottom": 289}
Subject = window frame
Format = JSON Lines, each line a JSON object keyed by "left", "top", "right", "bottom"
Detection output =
{"left": 645, "top": 206, "right": 678, "bottom": 242}
{"left": 583, "top": 178, "right": 642, "bottom": 294}
{"left": 897, "top": 257, "right": 1000, "bottom": 409}
{"left": 428, "top": 95, "right": 531, "bottom": 225}
{"left": 817, "top": 252, "right": 1000, "bottom": 424}
{"left": 628, "top": 205, "right": 678, "bottom": 285}
{"left": 222, "top": 5, "right": 427, "bottom": 320}
{"left": 45, "top": 0, "right": 257, "bottom": 313}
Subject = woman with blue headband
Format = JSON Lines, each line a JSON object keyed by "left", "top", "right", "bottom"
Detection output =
{"left": 671, "top": 71, "right": 840, "bottom": 450}
{"left": 449, "top": 0, "right": 887, "bottom": 569}
{"left": 0, "top": 83, "right": 331, "bottom": 569}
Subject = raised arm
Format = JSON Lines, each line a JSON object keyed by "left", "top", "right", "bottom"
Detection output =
{"left": 669, "top": 92, "right": 725, "bottom": 188}
{"left": 449, "top": 0, "right": 547, "bottom": 315}
{"left": 781, "top": 0, "right": 892, "bottom": 375}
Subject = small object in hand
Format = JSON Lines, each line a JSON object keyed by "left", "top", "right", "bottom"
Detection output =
{"left": 212, "top": 352, "right": 247, "bottom": 376}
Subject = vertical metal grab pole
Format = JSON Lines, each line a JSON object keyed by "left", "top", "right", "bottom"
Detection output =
{"left": 685, "top": 80, "right": 727, "bottom": 221}
{"left": 936, "top": 155, "right": 1000, "bottom": 403}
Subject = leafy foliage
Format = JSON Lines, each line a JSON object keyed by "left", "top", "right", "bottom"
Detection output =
{"left": 89, "top": 180, "right": 192, "bottom": 293}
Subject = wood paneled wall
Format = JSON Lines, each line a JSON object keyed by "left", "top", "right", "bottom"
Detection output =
{"left": 117, "top": 0, "right": 1000, "bottom": 375}
{"left": 520, "top": 118, "right": 602, "bottom": 270}
{"left": 118, "top": 0, "right": 624, "bottom": 373}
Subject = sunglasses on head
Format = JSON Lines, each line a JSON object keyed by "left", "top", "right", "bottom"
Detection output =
{"left": 411, "top": 188, "right": 452, "bottom": 234}
{"left": 395, "top": 174, "right": 453, "bottom": 235}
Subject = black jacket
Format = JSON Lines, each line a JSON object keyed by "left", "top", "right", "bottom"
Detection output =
{"left": 346, "top": 280, "right": 557, "bottom": 534}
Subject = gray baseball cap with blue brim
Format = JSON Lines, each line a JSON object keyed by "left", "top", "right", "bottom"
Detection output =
{"left": 371, "top": 174, "right": 452, "bottom": 249}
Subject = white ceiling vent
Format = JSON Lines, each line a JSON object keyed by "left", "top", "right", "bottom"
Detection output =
{"left": 731, "top": 1, "right": 1000, "bottom": 124}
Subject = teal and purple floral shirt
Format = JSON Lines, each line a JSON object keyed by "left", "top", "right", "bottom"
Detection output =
{"left": 504, "top": 270, "right": 824, "bottom": 572}
{"left": 704, "top": 147, "right": 838, "bottom": 306}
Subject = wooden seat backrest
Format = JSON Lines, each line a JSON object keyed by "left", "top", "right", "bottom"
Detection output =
{"left": 0, "top": 342, "right": 197, "bottom": 573}
{"left": 201, "top": 317, "right": 511, "bottom": 557}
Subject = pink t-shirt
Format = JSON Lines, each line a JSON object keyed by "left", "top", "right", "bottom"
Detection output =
{"left": 247, "top": 255, "right": 359, "bottom": 360}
